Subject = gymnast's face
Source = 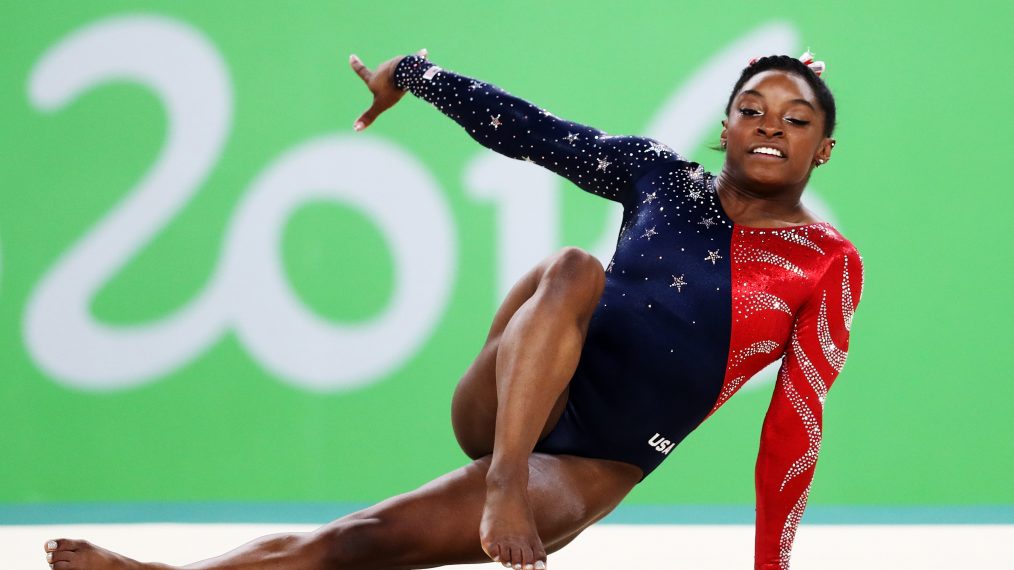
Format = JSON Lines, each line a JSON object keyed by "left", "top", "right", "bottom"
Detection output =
{"left": 720, "top": 70, "right": 833, "bottom": 191}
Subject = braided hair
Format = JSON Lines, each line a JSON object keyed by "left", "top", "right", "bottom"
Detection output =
{"left": 723, "top": 55, "right": 837, "bottom": 138}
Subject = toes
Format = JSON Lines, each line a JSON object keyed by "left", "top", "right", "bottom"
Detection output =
{"left": 523, "top": 544, "right": 535, "bottom": 569}
{"left": 50, "top": 549, "right": 75, "bottom": 563}
{"left": 490, "top": 540, "right": 544, "bottom": 570}
{"left": 522, "top": 544, "right": 536, "bottom": 569}
{"left": 489, "top": 543, "right": 509, "bottom": 567}
{"left": 45, "top": 538, "right": 82, "bottom": 552}
{"left": 482, "top": 540, "right": 500, "bottom": 563}
{"left": 45, "top": 539, "right": 84, "bottom": 570}
{"left": 510, "top": 544, "right": 524, "bottom": 570}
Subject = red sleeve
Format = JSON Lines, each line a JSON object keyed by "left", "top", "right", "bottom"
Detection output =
{"left": 754, "top": 248, "right": 863, "bottom": 569}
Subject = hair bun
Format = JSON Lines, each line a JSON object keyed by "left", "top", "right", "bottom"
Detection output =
{"left": 797, "top": 50, "right": 826, "bottom": 77}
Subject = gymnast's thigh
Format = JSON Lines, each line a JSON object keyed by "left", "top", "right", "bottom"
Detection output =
{"left": 449, "top": 251, "right": 591, "bottom": 459}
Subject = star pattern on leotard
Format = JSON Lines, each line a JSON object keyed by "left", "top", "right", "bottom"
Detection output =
{"left": 642, "top": 226, "right": 658, "bottom": 240}
{"left": 596, "top": 157, "right": 611, "bottom": 171}
{"left": 564, "top": 132, "right": 579, "bottom": 144}
{"left": 688, "top": 188, "right": 703, "bottom": 201}
{"left": 705, "top": 250, "right": 723, "bottom": 265}
{"left": 670, "top": 274, "right": 687, "bottom": 292}
{"left": 489, "top": 114, "right": 502, "bottom": 129}
{"left": 643, "top": 191, "right": 657, "bottom": 204}
{"left": 645, "top": 141, "right": 670, "bottom": 157}
{"left": 469, "top": 80, "right": 483, "bottom": 90}
{"left": 699, "top": 216, "right": 716, "bottom": 228}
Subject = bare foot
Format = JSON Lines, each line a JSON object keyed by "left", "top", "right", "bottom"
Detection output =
{"left": 479, "top": 479, "right": 547, "bottom": 570}
{"left": 43, "top": 538, "right": 174, "bottom": 570}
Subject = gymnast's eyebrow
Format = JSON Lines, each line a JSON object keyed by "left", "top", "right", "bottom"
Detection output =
{"left": 739, "top": 89, "right": 816, "bottom": 111}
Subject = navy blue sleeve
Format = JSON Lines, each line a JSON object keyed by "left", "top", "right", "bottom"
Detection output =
{"left": 394, "top": 55, "right": 681, "bottom": 204}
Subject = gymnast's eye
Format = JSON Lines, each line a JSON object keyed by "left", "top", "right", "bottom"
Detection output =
{"left": 738, "top": 108, "right": 761, "bottom": 116}
{"left": 786, "top": 117, "right": 810, "bottom": 126}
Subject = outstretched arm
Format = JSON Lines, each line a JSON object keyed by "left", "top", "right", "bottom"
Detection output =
{"left": 754, "top": 248, "right": 864, "bottom": 570}
{"left": 351, "top": 52, "right": 679, "bottom": 204}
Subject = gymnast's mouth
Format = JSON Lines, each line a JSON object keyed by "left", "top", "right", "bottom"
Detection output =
{"left": 748, "top": 145, "right": 787, "bottom": 159}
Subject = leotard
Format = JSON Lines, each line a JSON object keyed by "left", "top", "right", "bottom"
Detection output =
{"left": 395, "top": 56, "right": 864, "bottom": 570}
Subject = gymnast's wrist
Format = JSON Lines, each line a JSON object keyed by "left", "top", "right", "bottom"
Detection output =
{"left": 393, "top": 54, "right": 433, "bottom": 91}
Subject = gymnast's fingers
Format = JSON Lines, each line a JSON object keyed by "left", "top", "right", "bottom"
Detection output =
{"left": 349, "top": 54, "right": 373, "bottom": 86}
{"left": 354, "top": 100, "right": 384, "bottom": 131}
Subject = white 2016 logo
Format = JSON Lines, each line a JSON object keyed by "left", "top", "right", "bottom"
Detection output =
{"left": 24, "top": 15, "right": 819, "bottom": 392}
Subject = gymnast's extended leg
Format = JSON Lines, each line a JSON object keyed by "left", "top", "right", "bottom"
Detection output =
{"left": 45, "top": 452, "right": 637, "bottom": 570}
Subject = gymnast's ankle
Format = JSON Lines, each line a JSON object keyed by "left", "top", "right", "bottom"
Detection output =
{"left": 485, "top": 460, "right": 529, "bottom": 489}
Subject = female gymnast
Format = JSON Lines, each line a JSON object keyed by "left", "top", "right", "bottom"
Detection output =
{"left": 44, "top": 48, "right": 862, "bottom": 570}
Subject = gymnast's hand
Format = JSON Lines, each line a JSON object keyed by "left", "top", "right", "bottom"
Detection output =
{"left": 349, "top": 48, "right": 428, "bottom": 131}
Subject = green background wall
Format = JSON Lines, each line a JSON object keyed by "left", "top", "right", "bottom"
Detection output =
{"left": 2, "top": 1, "right": 1011, "bottom": 519}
